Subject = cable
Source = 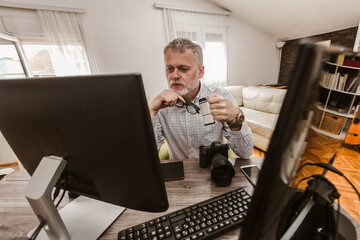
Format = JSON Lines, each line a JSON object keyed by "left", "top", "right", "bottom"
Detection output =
{"left": 294, "top": 176, "right": 313, "bottom": 188}
{"left": 29, "top": 220, "right": 46, "bottom": 240}
{"left": 29, "top": 171, "right": 68, "bottom": 240}
{"left": 301, "top": 163, "right": 360, "bottom": 200}
{"left": 296, "top": 160, "right": 360, "bottom": 201}
{"left": 296, "top": 152, "right": 337, "bottom": 177}
{"left": 55, "top": 171, "right": 68, "bottom": 208}
{"left": 301, "top": 162, "right": 342, "bottom": 176}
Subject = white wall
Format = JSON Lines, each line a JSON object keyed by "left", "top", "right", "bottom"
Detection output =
{"left": 0, "top": 0, "right": 280, "bottom": 97}
{"left": 228, "top": 16, "right": 279, "bottom": 86}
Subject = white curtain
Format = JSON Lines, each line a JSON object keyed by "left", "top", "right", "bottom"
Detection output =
{"left": 37, "top": 10, "right": 98, "bottom": 76}
{"left": 163, "top": 8, "right": 228, "bottom": 86}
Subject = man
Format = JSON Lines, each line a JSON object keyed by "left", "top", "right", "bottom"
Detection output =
{"left": 149, "top": 38, "right": 253, "bottom": 160}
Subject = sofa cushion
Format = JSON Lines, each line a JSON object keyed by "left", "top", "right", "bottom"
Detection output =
{"left": 241, "top": 107, "right": 279, "bottom": 139}
{"left": 242, "top": 86, "right": 286, "bottom": 114}
{"left": 224, "top": 85, "right": 244, "bottom": 106}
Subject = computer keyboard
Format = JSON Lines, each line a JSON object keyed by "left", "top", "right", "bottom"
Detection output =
{"left": 118, "top": 187, "right": 251, "bottom": 240}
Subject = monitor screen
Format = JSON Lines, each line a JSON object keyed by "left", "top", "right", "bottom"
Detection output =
{"left": 240, "top": 42, "right": 359, "bottom": 239}
{"left": 0, "top": 73, "right": 169, "bottom": 213}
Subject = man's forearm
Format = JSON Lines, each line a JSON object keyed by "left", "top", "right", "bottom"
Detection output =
{"left": 227, "top": 122, "right": 254, "bottom": 159}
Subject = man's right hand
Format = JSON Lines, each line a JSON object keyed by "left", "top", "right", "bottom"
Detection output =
{"left": 148, "top": 89, "right": 185, "bottom": 116}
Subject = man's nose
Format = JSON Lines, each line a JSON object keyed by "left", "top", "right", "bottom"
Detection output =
{"left": 172, "top": 69, "right": 180, "bottom": 79}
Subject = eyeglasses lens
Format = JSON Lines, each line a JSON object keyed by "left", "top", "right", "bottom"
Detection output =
{"left": 187, "top": 105, "right": 197, "bottom": 114}
{"left": 175, "top": 101, "right": 185, "bottom": 108}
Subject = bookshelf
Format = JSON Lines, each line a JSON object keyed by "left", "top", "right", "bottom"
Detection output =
{"left": 312, "top": 58, "right": 360, "bottom": 139}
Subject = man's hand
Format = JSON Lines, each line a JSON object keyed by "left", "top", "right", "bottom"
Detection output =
{"left": 208, "top": 94, "right": 241, "bottom": 130}
{"left": 148, "top": 89, "right": 185, "bottom": 116}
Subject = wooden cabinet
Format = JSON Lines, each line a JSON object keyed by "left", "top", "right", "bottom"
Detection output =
{"left": 311, "top": 59, "right": 360, "bottom": 139}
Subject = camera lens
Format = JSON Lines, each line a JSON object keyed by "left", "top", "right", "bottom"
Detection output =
{"left": 211, "top": 153, "right": 235, "bottom": 187}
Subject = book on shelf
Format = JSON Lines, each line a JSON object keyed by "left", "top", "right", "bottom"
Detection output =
{"left": 356, "top": 83, "right": 360, "bottom": 94}
{"left": 320, "top": 70, "right": 360, "bottom": 93}
{"left": 349, "top": 78, "right": 359, "bottom": 93}
{"left": 343, "top": 59, "right": 360, "bottom": 68}
{"left": 342, "top": 74, "right": 348, "bottom": 91}
{"left": 320, "top": 70, "right": 329, "bottom": 87}
{"left": 337, "top": 75, "right": 344, "bottom": 90}
{"left": 336, "top": 54, "right": 345, "bottom": 65}
{"left": 345, "top": 76, "right": 359, "bottom": 92}
{"left": 329, "top": 72, "right": 339, "bottom": 89}
{"left": 320, "top": 71, "right": 341, "bottom": 89}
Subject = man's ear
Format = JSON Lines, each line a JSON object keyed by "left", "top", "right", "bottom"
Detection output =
{"left": 198, "top": 65, "right": 205, "bottom": 79}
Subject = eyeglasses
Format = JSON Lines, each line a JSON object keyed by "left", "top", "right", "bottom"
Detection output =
{"left": 176, "top": 99, "right": 200, "bottom": 114}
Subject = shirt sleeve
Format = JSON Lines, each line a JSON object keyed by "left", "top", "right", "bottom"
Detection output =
{"left": 221, "top": 89, "right": 254, "bottom": 159}
{"left": 223, "top": 121, "right": 254, "bottom": 159}
{"left": 151, "top": 114, "right": 165, "bottom": 152}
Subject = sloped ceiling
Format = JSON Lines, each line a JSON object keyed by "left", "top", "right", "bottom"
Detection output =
{"left": 209, "top": 0, "right": 360, "bottom": 41}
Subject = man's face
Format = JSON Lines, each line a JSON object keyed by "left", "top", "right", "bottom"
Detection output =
{"left": 165, "top": 49, "right": 204, "bottom": 98}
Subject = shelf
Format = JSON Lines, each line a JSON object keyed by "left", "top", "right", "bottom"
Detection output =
{"left": 313, "top": 57, "right": 360, "bottom": 140}
{"left": 319, "top": 83, "right": 360, "bottom": 96}
{"left": 310, "top": 125, "right": 346, "bottom": 140}
{"left": 325, "top": 61, "right": 360, "bottom": 70}
{"left": 315, "top": 103, "right": 354, "bottom": 118}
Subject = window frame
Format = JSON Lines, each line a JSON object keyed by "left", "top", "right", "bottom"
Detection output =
{"left": 0, "top": 31, "right": 32, "bottom": 77}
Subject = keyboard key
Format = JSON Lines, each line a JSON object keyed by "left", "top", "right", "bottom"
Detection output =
{"left": 170, "top": 213, "right": 186, "bottom": 223}
{"left": 118, "top": 187, "right": 251, "bottom": 240}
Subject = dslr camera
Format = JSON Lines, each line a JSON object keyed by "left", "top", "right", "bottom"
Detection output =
{"left": 199, "top": 141, "right": 235, "bottom": 187}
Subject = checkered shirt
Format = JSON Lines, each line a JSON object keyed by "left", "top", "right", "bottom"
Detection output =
{"left": 151, "top": 83, "right": 254, "bottom": 160}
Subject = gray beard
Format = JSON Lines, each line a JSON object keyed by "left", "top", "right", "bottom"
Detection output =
{"left": 169, "top": 78, "right": 199, "bottom": 97}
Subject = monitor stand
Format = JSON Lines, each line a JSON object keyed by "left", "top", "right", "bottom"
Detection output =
{"left": 25, "top": 156, "right": 126, "bottom": 240}
{"left": 279, "top": 177, "right": 357, "bottom": 240}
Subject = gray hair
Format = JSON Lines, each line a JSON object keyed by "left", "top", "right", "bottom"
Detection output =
{"left": 163, "top": 38, "right": 203, "bottom": 68}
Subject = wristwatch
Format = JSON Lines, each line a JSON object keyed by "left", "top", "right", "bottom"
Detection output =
{"left": 228, "top": 108, "right": 244, "bottom": 128}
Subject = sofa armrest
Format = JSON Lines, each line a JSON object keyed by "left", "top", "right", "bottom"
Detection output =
{"left": 242, "top": 86, "right": 287, "bottom": 114}
{"left": 224, "top": 85, "right": 245, "bottom": 106}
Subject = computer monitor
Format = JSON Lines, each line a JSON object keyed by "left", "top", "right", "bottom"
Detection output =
{"left": 0, "top": 74, "right": 169, "bottom": 239}
{"left": 240, "top": 41, "right": 358, "bottom": 239}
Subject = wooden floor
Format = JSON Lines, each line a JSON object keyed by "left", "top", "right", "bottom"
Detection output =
{"left": 250, "top": 147, "right": 265, "bottom": 158}
{"left": 253, "top": 130, "right": 359, "bottom": 223}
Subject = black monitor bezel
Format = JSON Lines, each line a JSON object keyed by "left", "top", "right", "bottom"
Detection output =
{"left": 0, "top": 73, "right": 169, "bottom": 212}
{"left": 240, "top": 42, "right": 323, "bottom": 239}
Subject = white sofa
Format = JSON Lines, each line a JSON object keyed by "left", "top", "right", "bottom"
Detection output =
{"left": 225, "top": 85, "right": 287, "bottom": 151}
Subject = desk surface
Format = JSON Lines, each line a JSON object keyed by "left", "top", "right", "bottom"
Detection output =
{"left": 1, "top": 157, "right": 358, "bottom": 240}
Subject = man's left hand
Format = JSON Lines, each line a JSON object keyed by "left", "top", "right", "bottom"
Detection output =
{"left": 207, "top": 94, "right": 240, "bottom": 127}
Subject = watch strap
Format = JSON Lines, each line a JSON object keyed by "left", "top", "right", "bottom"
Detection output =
{"left": 228, "top": 108, "right": 244, "bottom": 128}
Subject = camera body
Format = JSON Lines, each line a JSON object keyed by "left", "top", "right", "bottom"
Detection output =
{"left": 199, "top": 142, "right": 235, "bottom": 187}
{"left": 199, "top": 142, "right": 228, "bottom": 168}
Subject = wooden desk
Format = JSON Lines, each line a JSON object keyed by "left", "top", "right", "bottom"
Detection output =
{"left": 1, "top": 157, "right": 358, "bottom": 239}
{"left": 103, "top": 158, "right": 263, "bottom": 240}
{"left": 0, "top": 158, "right": 261, "bottom": 240}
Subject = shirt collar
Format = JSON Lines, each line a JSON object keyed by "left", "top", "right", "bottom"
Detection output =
{"left": 194, "top": 81, "right": 210, "bottom": 104}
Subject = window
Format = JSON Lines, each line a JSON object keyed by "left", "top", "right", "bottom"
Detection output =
{"left": 0, "top": 33, "right": 29, "bottom": 79}
{"left": 21, "top": 44, "right": 55, "bottom": 77}
{"left": 0, "top": 6, "right": 96, "bottom": 78}
{"left": 162, "top": 8, "right": 229, "bottom": 86}
{"left": 22, "top": 43, "right": 90, "bottom": 77}
{"left": 203, "top": 33, "right": 227, "bottom": 85}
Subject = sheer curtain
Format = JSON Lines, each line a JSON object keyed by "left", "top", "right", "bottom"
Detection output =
{"left": 163, "top": 8, "right": 229, "bottom": 86}
{"left": 37, "top": 10, "right": 98, "bottom": 76}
